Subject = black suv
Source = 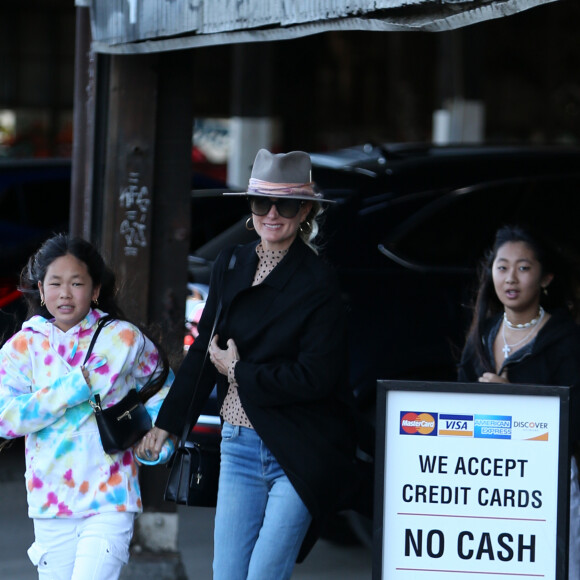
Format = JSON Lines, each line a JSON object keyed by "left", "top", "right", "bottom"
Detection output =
{"left": 189, "top": 143, "right": 580, "bottom": 415}
{"left": 185, "top": 143, "right": 580, "bottom": 546}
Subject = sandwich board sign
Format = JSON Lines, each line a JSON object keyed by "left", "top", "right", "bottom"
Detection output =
{"left": 373, "top": 381, "right": 570, "bottom": 580}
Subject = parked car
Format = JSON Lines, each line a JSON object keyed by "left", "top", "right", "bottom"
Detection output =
{"left": 183, "top": 143, "right": 580, "bottom": 546}
{"left": 188, "top": 143, "right": 580, "bottom": 411}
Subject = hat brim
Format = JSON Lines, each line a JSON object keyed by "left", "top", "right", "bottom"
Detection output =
{"left": 222, "top": 191, "right": 336, "bottom": 204}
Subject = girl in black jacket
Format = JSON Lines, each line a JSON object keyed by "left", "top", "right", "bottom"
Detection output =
{"left": 458, "top": 224, "right": 580, "bottom": 580}
{"left": 139, "top": 149, "right": 364, "bottom": 579}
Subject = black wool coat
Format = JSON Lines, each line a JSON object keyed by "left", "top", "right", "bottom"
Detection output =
{"left": 156, "top": 238, "right": 362, "bottom": 559}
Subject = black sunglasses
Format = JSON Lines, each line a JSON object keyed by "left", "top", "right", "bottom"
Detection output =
{"left": 248, "top": 197, "right": 304, "bottom": 219}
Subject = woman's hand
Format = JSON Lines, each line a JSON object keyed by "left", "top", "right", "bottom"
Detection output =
{"left": 134, "top": 426, "right": 171, "bottom": 463}
{"left": 209, "top": 334, "right": 239, "bottom": 376}
{"left": 478, "top": 371, "right": 509, "bottom": 384}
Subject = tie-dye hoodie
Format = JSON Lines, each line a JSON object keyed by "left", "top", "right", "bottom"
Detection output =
{"left": 0, "top": 308, "right": 173, "bottom": 519}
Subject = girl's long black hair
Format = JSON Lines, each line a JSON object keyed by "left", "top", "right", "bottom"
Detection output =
{"left": 18, "top": 233, "right": 170, "bottom": 402}
{"left": 463, "top": 224, "right": 580, "bottom": 373}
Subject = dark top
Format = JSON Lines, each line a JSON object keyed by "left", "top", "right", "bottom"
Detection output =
{"left": 156, "top": 238, "right": 363, "bottom": 560}
{"left": 458, "top": 308, "right": 580, "bottom": 443}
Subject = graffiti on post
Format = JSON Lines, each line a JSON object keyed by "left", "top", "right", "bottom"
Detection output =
{"left": 119, "top": 172, "right": 150, "bottom": 256}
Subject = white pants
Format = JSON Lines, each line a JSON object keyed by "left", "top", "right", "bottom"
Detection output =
{"left": 28, "top": 512, "right": 135, "bottom": 580}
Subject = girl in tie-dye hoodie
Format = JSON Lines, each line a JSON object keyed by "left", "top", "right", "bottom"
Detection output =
{"left": 0, "top": 234, "right": 174, "bottom": 580}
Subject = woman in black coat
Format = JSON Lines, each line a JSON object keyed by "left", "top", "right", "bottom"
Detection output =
{"left": 458, "top": 224, "right": 580, "bottom": 580}
{"left": 141, "top": 149, "right": 363, "bottom": 579}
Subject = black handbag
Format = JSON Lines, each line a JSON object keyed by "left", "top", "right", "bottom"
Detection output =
{"left": 86, "top": 316, "right": 153, "bottom": 454}
{"left": 164, "top": 302, "right": 223, "bottom": 507}
{"left": 164, "top": 436, "right": 220, "bottom": 507}
{"left": 164, "top": 247, "right": 238, "bottom": 507}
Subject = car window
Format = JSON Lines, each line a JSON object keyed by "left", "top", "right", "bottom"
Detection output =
{"left": 189, "top": 189, "right": 248, "bottom": 252}
{"left": 379, "top": 175, "right": 580, "bottom": 271}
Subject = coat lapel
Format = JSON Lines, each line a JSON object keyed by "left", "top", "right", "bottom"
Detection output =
{"left": 221, "top": 241, "right": 258, "bottom": 306}
{"left": 221, "top": 239, "right": 310, "bottom": 314}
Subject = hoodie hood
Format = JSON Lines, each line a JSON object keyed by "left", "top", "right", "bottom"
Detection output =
{"left": 23, "top": 308, "right": 104, "bottom": 335}
{"left": 22, "top": 308, "right": 107, "bottom": 368}
{"left": 531, "top": 308, "right": 580, "bottom": 352}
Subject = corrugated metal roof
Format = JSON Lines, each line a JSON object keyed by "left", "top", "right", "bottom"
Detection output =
{"left": 89, "top": 0, "right": 561, "bottom": 54}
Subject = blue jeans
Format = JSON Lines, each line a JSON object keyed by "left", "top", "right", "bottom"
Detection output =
{"left": 213, "top": 422, "right": 312, "bottom": 580}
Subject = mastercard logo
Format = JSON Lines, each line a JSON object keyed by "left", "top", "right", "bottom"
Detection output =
{"left": 400, "top": 412, "right": 437, "bottom": 435}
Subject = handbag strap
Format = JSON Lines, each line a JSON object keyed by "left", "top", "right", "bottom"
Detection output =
{"left": 83, "top": 315, "right": 114, "bottom": 366}
{"left": 84, "top": 315, "right": 114, "bottom": 412}
{"left": 177, "top": 246, "right": 238, "bottom": 447}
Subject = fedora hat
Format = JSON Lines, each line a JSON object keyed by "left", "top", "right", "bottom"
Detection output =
{"left": 224, "top": 149, "right": 334, "bottom": 203}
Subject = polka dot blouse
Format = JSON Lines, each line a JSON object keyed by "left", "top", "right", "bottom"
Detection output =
{"left": 220, "top": 243, "right": 289, "bottom": 428}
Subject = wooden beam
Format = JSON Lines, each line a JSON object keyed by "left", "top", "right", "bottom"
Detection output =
{"left": 100, "top": 53, "right": 158, "bottom": 324}
{"left": 148, "top": 49, "right": 195, "bottom": 365}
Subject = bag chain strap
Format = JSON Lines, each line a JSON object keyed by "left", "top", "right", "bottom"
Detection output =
{"left": 178, "top": 247, "right": 238, "bottom": 447}
{"left": 84, "top": 316, "right": 113, "bottom": 413}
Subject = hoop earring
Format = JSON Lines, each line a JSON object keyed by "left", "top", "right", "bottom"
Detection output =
{"left": 245, "top": 217, "right": 255, "bottom": 231}
{"left": 542, "top": 286, "right": 548, "bottom": 296}
{"left": 93, "top": 298, "right": 99, "bottom": 306}
{"left": 299, "top": 220, "right": 311, "bottom": 234}
{"left": 40, "top": 298, "right": 45, "bottom": 307}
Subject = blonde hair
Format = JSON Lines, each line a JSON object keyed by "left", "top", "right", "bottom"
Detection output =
{"left": 298, "top": 202, "right": 324, "bottom": 254}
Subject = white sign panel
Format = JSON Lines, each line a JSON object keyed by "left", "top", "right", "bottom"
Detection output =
{"left": 377, "top": 382, "right": 568, "bottom": 580}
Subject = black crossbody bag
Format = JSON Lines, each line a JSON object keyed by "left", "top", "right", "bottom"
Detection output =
{"left": 86, "top": 316, "right": 153, "bottom": 454}
{"left": 164, "top": 247, "right": 238, "bottom": 507}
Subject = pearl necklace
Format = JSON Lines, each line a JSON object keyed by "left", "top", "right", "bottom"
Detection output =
{"left": 503, "top": 306, "right": 544, "bottom": 330}
{"left": 502, "top": 307, "right": 545, "bottom": 357}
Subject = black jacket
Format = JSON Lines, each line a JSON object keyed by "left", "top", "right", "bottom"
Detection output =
{"left": 458, "top": 308, "right": 580, "bottom": 443}
{"left": 156, "top": 238, "right": 363, "bottom": 559}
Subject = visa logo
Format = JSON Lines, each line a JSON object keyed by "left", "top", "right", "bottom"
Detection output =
{"left": 445, "top": 420, "right": 468, "bottom": 430}
{"left": 439, "top": 414, "right": 474, "bottom": 437}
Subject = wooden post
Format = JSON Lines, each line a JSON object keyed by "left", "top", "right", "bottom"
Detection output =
{"left": 70, "top": 4, "right": 95, "bottom": 239}
{"left": 99, "top": 53, "right": 158, "bottom": 323}
{"left": 90, "top": 50, "right": 194, "bottom": 579}
{"left": 148, "top": 49, "right": 195, "bottom": 366}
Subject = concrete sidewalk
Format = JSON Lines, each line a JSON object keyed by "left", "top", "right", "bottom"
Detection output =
{"left": 0, "top": 441, "right": 372, "bottom": 580}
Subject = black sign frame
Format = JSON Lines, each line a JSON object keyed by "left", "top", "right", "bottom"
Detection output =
{"left": 373, "top": 380, "right": 571, "bottom": 580}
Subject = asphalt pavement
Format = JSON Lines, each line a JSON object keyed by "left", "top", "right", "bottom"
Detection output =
{"left": 0, "top": 440, "right": 372, "bottom": 580}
